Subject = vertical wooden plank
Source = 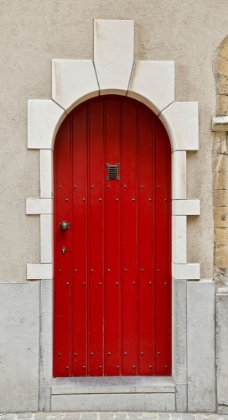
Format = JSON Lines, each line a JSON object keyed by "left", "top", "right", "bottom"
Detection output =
{"left": 154, "top": 118, "right": 172, "bottom": 376}
{"left": 105, "top": 96, "right": 121, "bottom": 375}
{"left": 88, "top": 97, "right": 104, "bottom": 376}
{"left": 53, "top": 117, "right": 71, "bottom": 377}
{"left": 122, "top": 97, "right": 138, "bottom": 375}
{"left": 72, "top": 103, "right": 88, "bottom": 376}
{"left": 138, "top": 104, "right": 155, "bottom": 376}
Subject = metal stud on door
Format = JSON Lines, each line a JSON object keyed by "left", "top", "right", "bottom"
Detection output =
{"left": 53, "top": 95, "right": 171, "bottom": 377}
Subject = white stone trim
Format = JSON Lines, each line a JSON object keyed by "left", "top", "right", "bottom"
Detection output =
{"left": 28, "top": 100, "right": 65, "bottom": 150}
{"left": 52, "top": 60, "right": 99, "bottom": 114}
{"left": 26, "top": 18, "right": 201, "bottom": 412}
{"left": 172, "top": 151, "right": 186, "bottom": 199}
{"left": 212, "top": 116, "right": 228, "bottom": 131}
{"left": 172, "top": 216, "right": 187, "bottom": 264}
{"left": 94, "top": 19, "right": 134, "bottom": 94}
{"left": 26, "top": 198, "right": 53, "bottom": 214}
{"left": 160, "top": 102, "right": 199, "bottom": 152}
{"left": 128, "top": 60, "right": 175, "bottom": 116}
{"left": 27, "top": 263, "right": 52, "bottom": 280}
{"left": 172, "top": 199, "right": 200, "bottom": 215}
{"left": 172, "top": 262, "right": 200, "bottom": 280}
{"left": 40, "top": 214, "right": 53, "bottom": 264}
{"left": 40, "top": 150, "right": 53, "bottom": 198}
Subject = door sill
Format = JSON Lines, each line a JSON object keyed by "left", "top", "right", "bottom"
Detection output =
{"left": 52, "top": 376, "right": 175, "bottom": 394}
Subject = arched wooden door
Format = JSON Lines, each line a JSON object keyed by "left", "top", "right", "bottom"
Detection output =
{"left": 53, "top": 95, "right": 171, "bottom": 377}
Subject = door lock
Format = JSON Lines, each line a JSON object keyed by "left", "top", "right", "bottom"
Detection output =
{"left": 59, "top": 221, "right": 70, "bottom": 231}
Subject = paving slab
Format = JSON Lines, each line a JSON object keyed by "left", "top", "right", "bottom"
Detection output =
{"left": 0, "top": 414, "right": 228, "bottom": 420}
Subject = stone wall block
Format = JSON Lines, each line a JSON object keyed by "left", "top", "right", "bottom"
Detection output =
{"left": 213, "top": 173, "right": 228, "bottom": 189}
{"left": 218, "top": 38, "right": 228, "bottom": 58}
{"left": 0, "top": 283, "right": 40, "bottom": 412}
{"left": 213, "top": 190, "right": 228, "bottom": 207}
{"left": 215, "top": 228, "right": 228, "bottom": 245}
{"left": 213, "top": 133, "right": 228, "bottom": 154}
{"left": 215, "top": 245, "right": 228, "bottom": 268}
{"left": 218, "top": 95, "right": 228, "bottom": 116}
{"left": 218, "top": 75, "right": 228, "bottom": 96}
{"left": 212, "top": 116, "right": 228, "bottom": 131}
{"left": 213, "top": 155, "right": 228, "bottom": 172}
{"left": 39, "top": 280, "right": 53, "bottom": 411}
{"left": 216, "top": 290, "right": 228, "bottom": 406}
{"left": 217, "top": 56, "right": 228, "bottom": 78}
{"left": 172, "top": 279, "right": 187, "bottom": 384}
{"left": 187, "top": 281, "right": 216, "bottom": 412}
{"left": 176, "top": 384, "right": 187, "bottom": 413}
{"left": 215, "top": 38, "right": 228, "bottom": 115}
{"left": 214, "top": 207, "right": 228, "bottom": 227}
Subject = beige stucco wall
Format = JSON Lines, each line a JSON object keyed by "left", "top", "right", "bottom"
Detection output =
{"left": 0, "top": 0, "right": 227, "bottom": 282}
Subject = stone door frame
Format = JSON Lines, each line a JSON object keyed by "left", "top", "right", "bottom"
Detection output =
{"left": 26, "top": 19, "right": 200, "bottom": 412}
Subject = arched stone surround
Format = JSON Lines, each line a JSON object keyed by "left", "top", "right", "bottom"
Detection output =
{"left": 26, "top": 19, "right": 201, "bottom": 412}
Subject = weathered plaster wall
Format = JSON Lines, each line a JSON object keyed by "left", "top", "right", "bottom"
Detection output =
{"left": 0, "top": 0, "right": 227, "bottom": 281}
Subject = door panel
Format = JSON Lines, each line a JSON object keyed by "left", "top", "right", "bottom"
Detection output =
{"left": 154, "top": 119, "right": 172, "bottom": 376}
{"left": 53, "top": 117, "right": 71, "bottom": 377}
{"left": 72, "top": 104, "right": 87, "bottom": 376}
{"left": 138, "top": 106, "right": 155, "bottom": 375}
{"left": 53, "top": 95, "right": 171, "bottom": 377}
{"left": 105, "top": 97, "right": 121, "bottom": 375}
{"left": 88, "top": 98, "right": 104, "bottom": 376}
{"left": 121, "top": 100, "right": 138, "bottom": 375}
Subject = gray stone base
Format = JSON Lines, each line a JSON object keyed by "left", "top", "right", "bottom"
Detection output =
{"left": 51, "top": 377, "right": 176, "bottom": 412}
{"left": 216, "top": 289, "right": 228, "bottom": 408}
{"left": 51, "top": 393, "right": 175, "bottom": 412}
{"left": 52, "top": 376, "right": 175, "bottom": 394}
{"left": 0, "top": 282, "right": 40, "bottom": 413}
{"left": 218, "top": 405, "right": 228, "bottom": 415}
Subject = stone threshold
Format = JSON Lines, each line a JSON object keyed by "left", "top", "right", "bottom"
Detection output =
{"left": 52, "top": 376, "right": 175, "bottom": 395}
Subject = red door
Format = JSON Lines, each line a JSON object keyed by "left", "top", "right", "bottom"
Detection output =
{"left": 53, "top": 95, "right": 171, "bottom": 377}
